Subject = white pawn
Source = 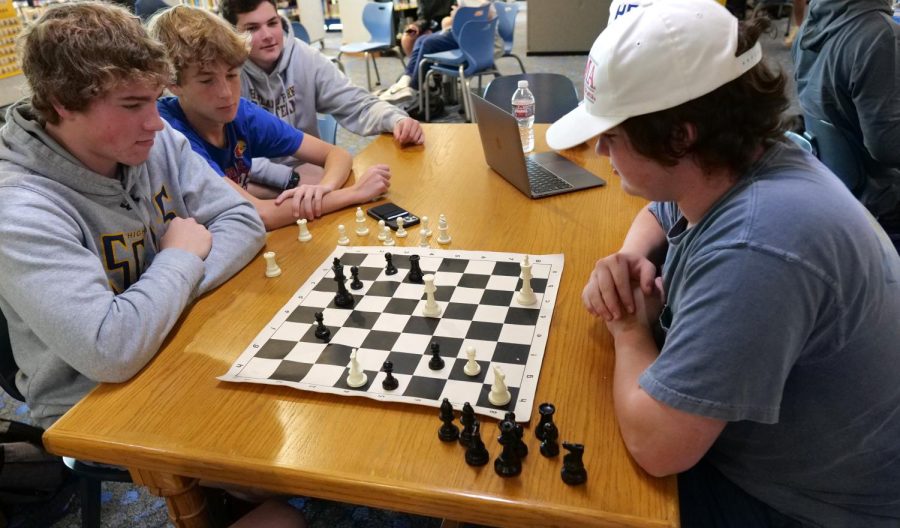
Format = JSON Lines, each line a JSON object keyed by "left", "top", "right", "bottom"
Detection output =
{"left": 516, "top": 255, "right": 537, "bottom": 306}
{"left": 436, "top": 214, "right": 451, "bottom": 245}
{"left": 296, "top": 218, "right": 312, "bottom": 242}
{"left": 337, "top": 224, "right": 350, "bottom": 246}
{"left": 263, "top": 251, "right": 282, "bottom": 278}
{"left": 395, "top": 216, "right": 408, "bottom": 238}
{"left": 421, "top": 215, "right": 432, "bottom": 238}
{"left": 417, "top": 228, "right": 430, "bottom": 248}
{"left": 382, "top": 226, "right": 395, "bottom": 246}
{"left": 421, "top": 274, "right": 442, "bottom": 317}
{"left": 463, "top": 346, "right": 481, "bottom": 376}
{"left": 346, "top": 349, "right": 368, "bottom": 388}
{"left": 377, "top": 220, "right": 387, "bottom": 241}
{"left": 488, "top": 366, "right": 511, "bottom": 406}
{"left": 354, "top": 207, "right": 369, "bottom": 236}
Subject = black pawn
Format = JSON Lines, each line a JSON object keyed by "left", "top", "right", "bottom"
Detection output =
{"left": 428, "top": 342, "right": 444, "bottom": 370}
{"left": 535, "top": 402, "right": 556, "bottom": 441}
{"left": 494, "top": 420, "right": 522, "bottom": 477}
{"left": 539, "top": 422, "right": 559, "bottom": 457}
{"left": 314, "top": 311, "right": 330, "bottom": 342}
{"left": 381, "top": 360, "right": 398, "bottom": 391}
{"left": 407, "top": 254, "right": 424, "bottom": 283}
{"left": 458, "top": 402, "right": 476, "bottom": 447}
{"left": 438, "top": 398, "right": 459, "bottom": 442}
{"left": 504, "top": 411, "right": 528, "bottom": 459}
{"left": 464, "top": 420, "right": 489, "bottom": 466}
{"left": 333, "top": 265, "right": 354, "bottom": 308}
{"left": 385, "top": 253, "right": 398, "bottom": 275}
{"left": 350, "top": 266, "right": 363, "bottom": 290}
{"left": 561, "top": 442, "right": 587, "bottom": 485}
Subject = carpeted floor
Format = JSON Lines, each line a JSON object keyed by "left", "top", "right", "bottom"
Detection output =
{"left": 0, "top": 2, "right": 800, "bottom": 526}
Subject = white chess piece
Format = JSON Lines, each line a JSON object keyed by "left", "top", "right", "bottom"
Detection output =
{"left": 296, "top": 219, "right": 312, "bottom": 242}
{"left": 346, "top": 349, "right": 368, "bottom": 388}
{"left": 395, "top": 216, "right": 408, "bottom": 238}
{"left": 488, "top": 366, "right": 511, "bottom": 406}
{"left": 421, "top": 215, "right": 432, "bottom": 237}
{"left": 421, "top": 274, "right": 442, "bottom": 317}
{"left": 516, "top": 255, "right": 537, "bottom": 306}
{"left": 463, "top": 346, "right": 481, "bottom": 376}
{"left": 436, "top": 214, "right": 451, "bottom": 244}
{"left": 263, "top": 251, "right": 282, "bottom": 278}
{"left": 354, "top": 207, "right": 369, "bottom": 236}
{"left": 417, "top": 228, "right": 430, "bottom": 248}
{"left": 377, "top": 220, "right": 387, "bottom": 241}
{"left": 382, "top": 226, "right": 395, "bottom": 246}
{"left": 337, "top": 224, "right": 350, "bottom": 246}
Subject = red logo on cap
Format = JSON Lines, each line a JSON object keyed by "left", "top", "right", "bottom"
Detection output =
{"left": 584, "top": 60, "right": 596, "bottom": 91}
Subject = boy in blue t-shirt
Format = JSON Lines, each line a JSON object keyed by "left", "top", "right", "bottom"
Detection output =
{"left": 149, "top": 5, "right": 392, "bottom": 231}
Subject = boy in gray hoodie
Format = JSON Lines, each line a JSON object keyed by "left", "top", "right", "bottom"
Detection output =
{"left": 0, "top": 2, "right": 266, "bottom": 429}
{"left": 221, "top": 0, "right": 424, "bottom": 187}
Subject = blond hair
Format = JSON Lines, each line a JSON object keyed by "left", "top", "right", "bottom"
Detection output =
{"left": 17, "top": 2, "right": 172, "bottom": 125}
{"left": 147, "top": 5, "right": 251, "bottom": 83}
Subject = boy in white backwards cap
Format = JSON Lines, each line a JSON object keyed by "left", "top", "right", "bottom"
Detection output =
{"left": 549, "top": 0, "right": 900, "bottom": 525}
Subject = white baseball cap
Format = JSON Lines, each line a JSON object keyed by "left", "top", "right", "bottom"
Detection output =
{"left": 546, "top": 0, "right": 762, "bottom": 151}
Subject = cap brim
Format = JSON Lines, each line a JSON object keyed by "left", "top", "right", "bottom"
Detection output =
{"left": 546, "top": 102, "right": 627, "bottom": 151}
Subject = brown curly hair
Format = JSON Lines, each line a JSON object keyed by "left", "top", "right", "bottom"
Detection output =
{"left": 17, "top": 2, "right": 172, "bottom": 125}
{"left": 620, "top": 17, "right": 790, "bottom": 176}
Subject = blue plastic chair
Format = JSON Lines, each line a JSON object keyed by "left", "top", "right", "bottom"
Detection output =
{"left": 494, "top": 2, "right": 525, "bottom": 73}
{"left": 317, "top": 114, "right": 339, "bottom": 145}
{"left": 803, "top": 117, "right": 867, "bottom": 197}
{"left": 424, "top": 17, "right": 500, "bottom": 122}
{"left": 337, "top": 1, "right": 402, "bottom": 91}
{"left": 291, "top": 20, "right": 312, "bottom": 44}
{"left": 483, "top": 73, "right": 577, "bottom": 123}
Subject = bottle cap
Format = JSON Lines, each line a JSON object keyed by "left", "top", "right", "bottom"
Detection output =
{"left": 518, "top": 80, "right": 528, "bottom": 88}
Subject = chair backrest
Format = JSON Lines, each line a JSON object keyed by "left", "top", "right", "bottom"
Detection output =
{"left": 494, "top": 1, "right": 518, "bottom": 53}
{"left": 451, "top": 5, "right": 492, "bottom": 36}
{"left": 317, "top": 114, "right": 338, "bottom": 145}
{"left": 784, "top": 130, "right": 816, "bottom": 156}
{"left": 457, "top": 17, "right": 499, "bottom": 76}
{"left": 362, "top": 1, "right": 394, "bottom": 45}
{"left": 291, "top": 21, "right": 312, "bottom": 44}
{"left": 483, "top": 73, "right": 579, "bottom": 123}
{"left": 803, "top": 116, "right": 867, "bottom": 196}
{"left": 0, "top": 309, "right": 25, "bottom": 402}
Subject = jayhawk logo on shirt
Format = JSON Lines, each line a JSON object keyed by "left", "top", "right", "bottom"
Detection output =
{"left": 224, "top": 140, "right": 252, "bottom": 189}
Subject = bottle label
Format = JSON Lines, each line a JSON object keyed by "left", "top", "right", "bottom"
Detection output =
{"left": 513, "top": 104, "right": 534, "bottom": 119}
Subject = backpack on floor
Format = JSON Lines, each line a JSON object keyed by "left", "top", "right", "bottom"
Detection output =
{"left": 0, "top": 418, "right": 68, "bottom": 505}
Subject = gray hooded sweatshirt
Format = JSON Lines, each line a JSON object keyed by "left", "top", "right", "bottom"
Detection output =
{"left": 241, "top": 21, "right": 409, "bottom": 187}
{"left": 792, "top": 0, "right": 900, "bottom": 217}
{"left": 0, "top": 102, "right": 266, "bottom": 428}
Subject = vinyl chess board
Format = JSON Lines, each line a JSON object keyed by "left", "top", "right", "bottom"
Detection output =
{"left": 220, "top": 247, "right": 564, "bottom": 420}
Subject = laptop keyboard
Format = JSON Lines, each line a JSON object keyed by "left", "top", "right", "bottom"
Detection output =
{"left": 525, "top": 158, "right": 573, "bottom": 194}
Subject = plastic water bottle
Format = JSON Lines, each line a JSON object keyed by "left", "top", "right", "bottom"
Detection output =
{"left": 511, "top": 80, "right": 535, "bottom": 153}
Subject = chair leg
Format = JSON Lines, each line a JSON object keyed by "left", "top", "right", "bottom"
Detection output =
{"left": 80, "top": 477, "right": 102, "bottom": 528}
{"left": 515, "top": 55, "right": 526, "bottom": 74}
{"left": 459, "top": 66, "right": 471, "bottom": 123}
{"left": 364, "top": 52, "right": 372, "bottom": 92}
{"left": 418, "top": 58, "right": 430, "bottom": 119}
{"left": 424, "top": 70, "right": 434, "bottom": 122}
{"left": 371, "top": 53, "right": 382, "bottom": 86}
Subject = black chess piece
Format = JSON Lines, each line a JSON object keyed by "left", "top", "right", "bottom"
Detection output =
{"left": 458, "top": 402, "right": 476, "bottom": 448}
{"left": 428, "top": 342, "right": 444, "bottom": 370}
{"left": 464, "top": 420, "right": 489, "bottom": 467}
{"left": 535, "top": 402, "right": 556, "bottom": 441}
{"left": 560, "top": 442, "right": 587, "bottom": 485}
{"left": 504, "top": 411, "right": 528, "bottom": 459}
{"left": 350, "top": 266, "right": 363, "bottom": 290}
{"left": 332, "top": 257, "right": 343, "bottom": 276}
{"left": 539, "top": 422, "right": 559, "bottom": 457}
{"left": 407, "top": 254, "right": 424, "bottom": 283}
{"left": 438, "top": 398, "right": 459, "bottom": 442}
{"left": 314, "top": 311, "right": 330, "bottom": 342}
{"left": 494, "top": 420, "right": 522, "bottom": 477}
{"left": 381, "top": 360, "right": 399, "bottom": 391}
{"left": 385, "top": 253, "right": 398, "bottom": 275}
{"left": 333, "top": 265, "right": 354, "bottom": 308}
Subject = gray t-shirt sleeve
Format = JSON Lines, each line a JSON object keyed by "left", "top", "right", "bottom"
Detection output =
{"left": 640, "top": 245, "right": 837, "bottom": 424}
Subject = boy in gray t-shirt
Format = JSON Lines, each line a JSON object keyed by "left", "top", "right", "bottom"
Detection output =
{"left": 547, "top": 1, "right": 900, "bottom": 526}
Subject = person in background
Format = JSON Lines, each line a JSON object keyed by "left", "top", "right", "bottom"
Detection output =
{"left": 548, "top": 0, "right": 900, "bottom": 525}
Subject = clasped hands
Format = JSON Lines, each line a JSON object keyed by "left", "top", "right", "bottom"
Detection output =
{"left": 582, "top": 252, "right": 665, "bottom": 338}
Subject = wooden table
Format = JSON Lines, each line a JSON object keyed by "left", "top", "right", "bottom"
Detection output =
{"left": 43, "top": 124, "right": 676, "bottom": 528}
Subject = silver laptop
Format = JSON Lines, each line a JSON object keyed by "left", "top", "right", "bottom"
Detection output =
{"left": 471, "top": 94, "right": 605, "bottom": 198}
